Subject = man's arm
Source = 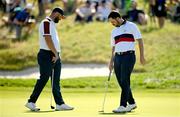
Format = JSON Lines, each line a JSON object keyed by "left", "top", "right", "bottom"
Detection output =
{"left": 137, "top": 39, "right": 146, "bottom": 65}
{"left": 44, "top": 35, "right": 59, "bottom": 63}
{"left": 108, "top": 46, "right": 115, "bottom": 72}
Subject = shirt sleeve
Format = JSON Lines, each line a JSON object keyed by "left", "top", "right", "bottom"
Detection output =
{"left": 43, "top": 21, "right": 51, "bottom": 36}
{"left": 131, "top": 23, "right": 142, "bottom": 40}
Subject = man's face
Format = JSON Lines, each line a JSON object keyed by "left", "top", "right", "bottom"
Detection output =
{"left": 54, "top": 12, "right": 65, "bottom": 23}
{"left": 109, "top": 18, "right": 120, "bottom": 27}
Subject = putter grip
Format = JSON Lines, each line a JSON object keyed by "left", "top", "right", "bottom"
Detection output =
{"left": 107, "top": 71, "right": 112, "bottom": 81}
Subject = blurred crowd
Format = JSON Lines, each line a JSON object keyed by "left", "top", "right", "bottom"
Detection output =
{"left": 0, "top": 0, "right": 180, "bottom": 40}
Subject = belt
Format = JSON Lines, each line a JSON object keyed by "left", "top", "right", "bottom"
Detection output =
{"left": 40, "top": 49, "right": 59, "bottom": 56}
{"left": 116, "top": 50, "right": 135, "bottom": 55}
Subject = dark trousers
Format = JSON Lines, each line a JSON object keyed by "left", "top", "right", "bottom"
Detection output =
{"left": 28, "top": 49, "right": 64, "bottom": 105}
{"left": 114, "top": 52, "right": 136, "bottom": 107}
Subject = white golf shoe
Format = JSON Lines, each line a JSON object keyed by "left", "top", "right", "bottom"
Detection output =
{"left": 55, "top": 104, "right": 74, "bottom": 111}
{"left": 126, "top": 103, "right": 137, "bottom": 112}
{"left": 112, "top": 106, "right": 127, "bottom": 113}
{"left": 25, "top": 102, "right": 40, "bottom": 111}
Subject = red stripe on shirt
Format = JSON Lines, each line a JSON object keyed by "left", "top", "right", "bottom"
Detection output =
{"left": 44, "top": 21, "right": 50, "bottom": 34}
{"left": 115, "top": 37, "right": 135, "bottom": 44}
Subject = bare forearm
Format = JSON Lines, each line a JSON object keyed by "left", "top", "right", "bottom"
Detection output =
{"left": 138, "top": 39, "right": 144, "bottom": 57}
{"left": 110, "top": 47, "right": 115, "bottom": 62}
{"left": 138, "top": 39, "right": 146, "bottom": 65}
{"left": 44, "top": 36, "right": 58, "bottom": 56}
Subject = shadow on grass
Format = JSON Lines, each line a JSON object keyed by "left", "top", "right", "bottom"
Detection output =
{"left": 99, "top": 112, "right": 126, "bottom": 115}
{"left": 99, "top": 111, "right": 137, "bottom": 116}
{"left": 24, "top": 110, "right": 55, "bottom": 113}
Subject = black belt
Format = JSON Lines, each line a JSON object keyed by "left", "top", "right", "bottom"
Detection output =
{"left": 116, "top": 50, "right": 135, "bottom": 55}
{"left": 40, "top": 49, "right": 59, "bottom": 56}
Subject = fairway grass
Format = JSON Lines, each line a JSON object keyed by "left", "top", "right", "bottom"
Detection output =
{"left": 1, "top": 89, "right": 180, "bottom": 117}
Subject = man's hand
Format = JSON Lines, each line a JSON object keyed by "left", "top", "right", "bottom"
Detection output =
{"left": 108, "top": 60, "right": 114, "bottom": 72}
{"left": 52, "top": 53, "right": 59, "bottom": 63}
{"left": 140, "top": 55, "right": 146, "bottom": 65}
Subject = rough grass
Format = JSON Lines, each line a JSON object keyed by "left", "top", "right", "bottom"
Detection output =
{"left": 0, "top": 74, "right": 179, "bottom": 89}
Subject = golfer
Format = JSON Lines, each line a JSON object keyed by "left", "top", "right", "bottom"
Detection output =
{"left": 108, "top": 11, "right": 145, "bottom": 113}
{"left": 25, "top": 7, "right": 74, "bottom": 111}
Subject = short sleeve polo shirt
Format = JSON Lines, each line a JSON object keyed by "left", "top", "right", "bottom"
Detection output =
{"left": 39, "top": 17, "right": 61, "bottom": 53}
{"left": 111, "top": 21, "right": 142, "bottom": 52}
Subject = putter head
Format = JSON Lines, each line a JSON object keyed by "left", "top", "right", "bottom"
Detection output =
{"left": 51, "top": 106, "right": 55, "bottom": 109}
{"left": 98, "top": 110, "right": 104, "bottom": 113}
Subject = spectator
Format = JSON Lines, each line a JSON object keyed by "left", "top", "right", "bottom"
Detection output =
{"left": 154, "top": 0, "right": 167, "bottom": 28}
{"left": 62, "top": 0, "right": 77, "bottom": 14}
{"left": 166, "top": 0, "right": 177, "bottom": 21}
{"left": 149, "top": 0, "right": 156, "bottom": 24}
{"left": 13, "top": 3, "right": 35, "bottom": 39}
{"left": 124, "top": 0, "right": 148, "bottom": 25}
{"left": 1, "top": 0, "right": 23, "bottom": 32}
{"left": 112, "top": 0, "right": 121, "bottom": 10}
{"left": 75, "top": 0, "right": 96, "bottom": 23}
{"left": 5, "top": 0, "right": 14, "bottom": 13}
{"left": 38, "top": 0, "right": 45, "bottom": 17}
{"left": 173, "top": 0, "right": 180, "bottom": 22}
{"left": 0, "top": 0, "right": 6, "bottom": 13}
{"left": 95, "top": 0, "right": 111, "bottom": 21}
{"left": 90, "top": 0, "right": 100, "bottom": 12}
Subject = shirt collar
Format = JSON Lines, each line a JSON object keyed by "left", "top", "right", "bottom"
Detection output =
{"left": 121, "top": 20, "right": 126, "bottom": 26}
{"left": 46, "top": 17, "right": 52, "bottom": 22}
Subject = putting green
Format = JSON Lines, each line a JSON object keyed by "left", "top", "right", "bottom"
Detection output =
{"left": 0, "top": 89, "right": 180, "bottom": 117}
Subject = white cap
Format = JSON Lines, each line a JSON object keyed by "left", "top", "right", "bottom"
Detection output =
{"left": 25, "top": 3, "right": 33, "bottom": 10}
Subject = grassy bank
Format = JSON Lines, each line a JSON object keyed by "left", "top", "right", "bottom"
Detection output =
{"left": 0, "top": 20, "right": 180, "bottom": 71}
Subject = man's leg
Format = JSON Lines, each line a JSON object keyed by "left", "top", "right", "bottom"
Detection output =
{"left": 28, "top": 51, "right": 52, "bottom": 103}
{"left": 15, "top": 25, "right": 22, "bottom": 39}
{"left": 52, "top": 58, "right": 64, "bottom": 105}
{"left": 127, "top": 54, "right": 136, "bottom": 104}
{"left": 120, "top": 54, "right": 136, "bottom": 107}
{"left": 113, "top": 54, "right": 124, "bottom": 105}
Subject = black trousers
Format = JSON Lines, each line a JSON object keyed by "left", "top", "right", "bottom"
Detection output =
{"left": 28, "top": 49, "right": 64, "bottom": 105}
{"left": 114, "top": 52, "right": 136, "bottom": 107}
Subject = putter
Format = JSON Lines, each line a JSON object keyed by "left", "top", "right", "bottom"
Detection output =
{"left": 50, "top": 69, "right": 55, "bottom": 109}
{"left": 99, "top": 70, "right": 112, "bottom": 113}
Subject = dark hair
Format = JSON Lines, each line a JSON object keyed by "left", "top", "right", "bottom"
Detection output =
{"left": 108, "top": 11, "right": 121, "bottom": 19}
{"left": 52, "top": 7, "right": 64, "bottom": 15}
{"left": 86, "top": 0, "right": 91, "bottom": 4}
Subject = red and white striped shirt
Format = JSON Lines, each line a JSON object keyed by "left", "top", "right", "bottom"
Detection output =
{"left": 111, "top": 21, "right": 142, "bottom": 52}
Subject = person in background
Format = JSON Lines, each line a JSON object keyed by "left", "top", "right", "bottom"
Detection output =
{"left": 75, "top": 0, "right": 96, "bottom": 23}
{"left": 154, "top": 0, "right": 167, "bottom": 28}
{"left": 149, "top": 0, "right": 156, "bottom": 25}
{"left": 95, "top": 0, "right": 111, "bottom": 21}
{"left": 13, "top": 3, "right": 34, "bottom": 39}
{"left": 62, "top": 0, "right": 77, "bottom": 14}
{"left": 124, "top": 0, "right": 148, "bottom": 25}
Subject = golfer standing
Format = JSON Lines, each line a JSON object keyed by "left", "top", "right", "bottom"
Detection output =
{"left": 25, "top": 7, "right": 74, "bottom": 111}
{"left": 108, "top": 11, "right": 145, "bottom": 113}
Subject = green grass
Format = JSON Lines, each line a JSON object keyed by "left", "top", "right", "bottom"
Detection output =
{"left": 0, "top": 88, "right": 180, "bottom": 117}
{"left": 0, "top": 18, "right": 180, "bottom": 70}
{"left": 0, "top": 74, "right": 180, "bottom": 89}
{"left": 0, "top": 20, "right": 180, "bottom": 85}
